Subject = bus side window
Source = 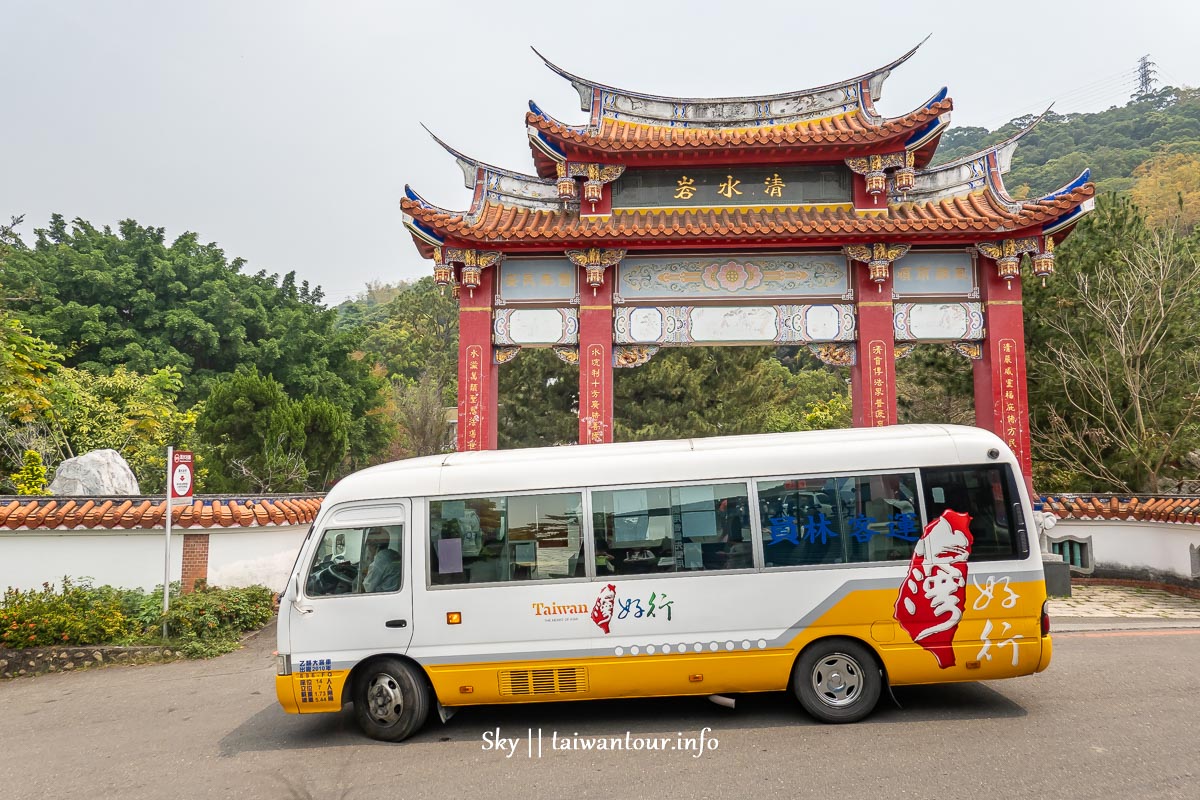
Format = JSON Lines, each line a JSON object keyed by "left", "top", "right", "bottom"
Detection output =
{"left": 430, "top": 493, "right": 584, "bottom": 586}
{"left": 757, "top": 472, "right": 919, "bottom": 567}
{"left": 591, "top": 483, "right": 752, "bottom": 576}
{"left": 306, "top": 525, "right": 404, "bottom": 597}
{"left": 920, "top": 465, "right": 1021, "bottom": 560}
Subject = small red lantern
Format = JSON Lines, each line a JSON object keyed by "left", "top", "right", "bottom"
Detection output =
{"left": 582, "top": 180, "right": 603, "bottom": 204}
{"left": 557, "top": 175, "right": 577, "bottom": 201}
{"left": 1032, "top": 237, "right": 1056, "bottom": 284}
{"left": 865, "top": 170, "right": 886, "bottom": 195}
{"left": 461, "top": 265, "right": 482, "bottom": 289}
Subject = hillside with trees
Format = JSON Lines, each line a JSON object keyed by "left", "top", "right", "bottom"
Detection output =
{"left": 3, "top": 87, "right": 1198, "bottom": 496}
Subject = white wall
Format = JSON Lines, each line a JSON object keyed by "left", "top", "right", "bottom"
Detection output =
{"left": 1049, "top": 519, "right": 1200, "bottom": 581}
{"left": 0, "top": 524, "right": 309, "bottom": 593}
{"left": 0, "top": 530, "right": 183, "bottom": 593}
{"left": 207, "top": 526, "right": 308, "bottom": 591}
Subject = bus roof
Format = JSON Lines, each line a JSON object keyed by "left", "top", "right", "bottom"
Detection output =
{"left": 321, "top": 424, "right": 1013, "bottom": 507}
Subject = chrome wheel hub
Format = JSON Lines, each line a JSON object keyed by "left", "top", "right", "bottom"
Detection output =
{"left": 366, "top": 673, "right": 404, "bottom": 726}
{"left": 811, "top": 653, "right": 863, "bottom": 708}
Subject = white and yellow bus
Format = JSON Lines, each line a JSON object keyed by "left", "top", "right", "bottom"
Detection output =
{"left": 275, "top": 424, "right": 1052, "bottom": 741}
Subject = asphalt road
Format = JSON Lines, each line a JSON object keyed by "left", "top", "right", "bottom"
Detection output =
{"left": 1, "top": 621, "right": 1198, "bottom": 800}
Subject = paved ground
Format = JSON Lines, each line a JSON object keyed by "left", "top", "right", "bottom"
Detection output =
{"left": 1049, "top": 584, "right": 1200, "bottom": 631}
{"left": 2, "top": 583, "right": 1200, "bottom": 800}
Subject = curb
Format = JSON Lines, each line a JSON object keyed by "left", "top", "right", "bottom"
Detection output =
{"left": 1051, "top": 617, "right": 1200, "bottom": 633}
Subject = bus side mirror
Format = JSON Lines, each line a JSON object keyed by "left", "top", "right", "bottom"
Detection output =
{"left": 292, "top": 574, "right": 313, "bottom": 615}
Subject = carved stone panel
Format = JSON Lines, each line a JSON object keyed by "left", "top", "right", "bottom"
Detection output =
{"left": 615, "top": 304, "right": 855, "bottom": 345}
{"left": 494, "top": 308, "right": 579, "bottom": 346}
{"left": 893, "top": 302, "right": 984, "bottom": 342}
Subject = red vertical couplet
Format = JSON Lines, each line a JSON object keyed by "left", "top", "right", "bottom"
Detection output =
{"left": 578, "top": 271, "right": 614, "bottom": 444}
{"left": 851, "top": 263, "right": 897, "bottom": 427}
{"left": 457, "top": 267, "right": 497, "bottom": 451}
{"left": 973, "top": 258, "right": 1034, "bottom": 494}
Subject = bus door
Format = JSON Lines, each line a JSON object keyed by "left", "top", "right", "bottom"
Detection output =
{"left": 288, "top": 505, "right": 414, "bottom": 709}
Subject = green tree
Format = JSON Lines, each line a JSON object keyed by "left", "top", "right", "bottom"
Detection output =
{"left": 2, "top": 215, "right": 63, "bottom": 426}
{"left": 358, "top": 277, "right": 459, "bottom": 400}
{"left": 614, "top": 347, "right": 848, "bottom": 442}
{"left": 0, "top": 313, "right": 61, "bottom": 424}
{"left": 498, "top": 349, "right": 578, "bottom": 449}
{"left": 895, "top": 345, "right": 975, "bottom": 425}
{"left": 196, "top": 367, "right": 352, "bottom": 492}
{"left": 10, "top": 450, "right": 50, "bottom": 496}
{"left": 2, "top": 214, "right": 390, "bottom": 479}
{"left": 392, "top": 372, "right": 452, "bottom": 457}
{"left": 1, "top": 364, "right": 199, "bottom": 493}
{"left": 1025, "top": 199, "right": 1200, "bottom": 492}
{"left": 932, "top": 87, "right": 1200, "bottom": 196}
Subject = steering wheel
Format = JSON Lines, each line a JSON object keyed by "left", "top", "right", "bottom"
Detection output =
{"left": 308, "top": 560, "right": 358, "bottom": 595}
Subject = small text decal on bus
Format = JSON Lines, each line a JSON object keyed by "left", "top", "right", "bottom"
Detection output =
{"left": 591, "top": 584, "right": 675, "bottom": 634}
{"left": 894, "top": 510, "right": 973, "bottom": 668}
{"left": 531, "top": 601, "right": 590, "bottom": 622}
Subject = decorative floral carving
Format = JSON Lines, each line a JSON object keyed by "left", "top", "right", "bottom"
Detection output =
{"left": 494, "top": 347, "right": 521, "bottom": 364}
{"left": 844, "top": 243, "right": 912, "bottom": 285}
{"left": 613, "top": 345, "right": 659, "bottom": 368}
{"left": 844, "top": 152, "right": 907, "bottom": 175}
{"left": 950, "top": 341, "right": 983, "bottom": 360}
{"left": 808, "top": 343, "right": 856, "bottom": 366}
{"left": 976, "top": 237, "right": 1038, "bottom": 283}
{"left": 565, "top": 247, "right": 626, "bottom": 288}
{"left": 700, "top": 261, "right": 765, "bottom": 292}
{"left": 553, "top": 347, "right": 579, "bottom": 365}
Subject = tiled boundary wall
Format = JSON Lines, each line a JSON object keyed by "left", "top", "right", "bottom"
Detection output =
{"left": 1042, "top": 495, "right": 1200, "bottom": 591}
{"left": 2, "top": 493, "right": 1199, "bottom": 593}
{"left": 0, "top": 495, "right": 322, "bottom": 593}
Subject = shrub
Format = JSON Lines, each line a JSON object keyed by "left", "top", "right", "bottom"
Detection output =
{"left": 0, "top": 578, "right": 132, "bottom": 648}
{"left": 162, "top": 584, "right": 275, "bottom": 658}
{"left": 0, "top": 578, "right": 275, "bottom": 658}
{"left": 10, "top": 450, "right": 51, "bottom": 496}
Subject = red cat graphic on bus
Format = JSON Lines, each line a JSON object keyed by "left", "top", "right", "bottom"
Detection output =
{"left": 894, "top": 510, "right": 973, "bottom": 668}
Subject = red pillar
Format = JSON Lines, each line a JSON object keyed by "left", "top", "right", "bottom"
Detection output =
{"left": 973, "top": 256, "right": 1034, "bottom": 495}
{"left": 457, "top": 267, "right": 498, "bottom": 451}
{"left": 578, "top": 273, "right": 614, "bottom": 444}
{"left": 851, "top": 262, "right": 897, "bottom": 427}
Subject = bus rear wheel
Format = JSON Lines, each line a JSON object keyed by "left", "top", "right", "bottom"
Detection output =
{"left": 793, "top": 638, "right": 882, "bottom": 724}
{"left": 353, "top": 658, "right": 431, "bottom": 742}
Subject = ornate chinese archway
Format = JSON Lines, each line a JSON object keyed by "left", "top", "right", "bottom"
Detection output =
{"left": 402, "top": 44, "right": 1094, "bottom": 495}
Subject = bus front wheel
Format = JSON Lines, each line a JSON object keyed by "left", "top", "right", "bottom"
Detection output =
{"left": 792, "top": 638, "right": 882, "bottom": 724}
{"left": 353, "top": 657, "right": 431, "bottom": 742}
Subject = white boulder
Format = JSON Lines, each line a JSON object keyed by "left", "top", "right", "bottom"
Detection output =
{"left": 48, "top": 449, "right": 140, "bottom": 495}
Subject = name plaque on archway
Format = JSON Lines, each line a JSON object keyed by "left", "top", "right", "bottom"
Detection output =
{"left": 612, "top": 166, "right": 852, "bottom": 211}
{"left": 893, "top": 252, "right": 976, "bottom": 297}
{"left": 498, "top": 258, "right": 578, "bottom": 303}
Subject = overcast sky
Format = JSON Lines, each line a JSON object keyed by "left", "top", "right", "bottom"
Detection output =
{"left": 3, "top": 1, "right": 1198, "bottom": 304}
